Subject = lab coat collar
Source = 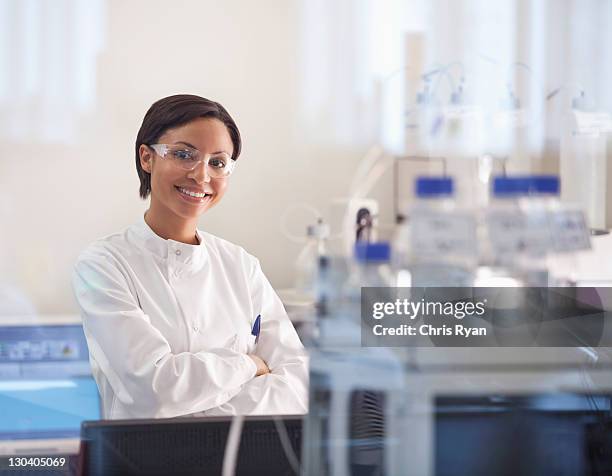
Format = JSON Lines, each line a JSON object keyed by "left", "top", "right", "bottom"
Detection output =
{"left": 131, "top": 214, "right": 208, "bottom": 271}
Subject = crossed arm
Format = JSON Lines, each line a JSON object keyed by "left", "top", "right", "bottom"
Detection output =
{"left": 72, "top": 252, "right": 308, "bottom": 419}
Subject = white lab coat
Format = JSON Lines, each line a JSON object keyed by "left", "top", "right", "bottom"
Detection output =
{"left": 72, "top": 216, "right": 308, "bottom": 419}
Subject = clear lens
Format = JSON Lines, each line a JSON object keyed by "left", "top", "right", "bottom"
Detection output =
{"left": 152, "top": 144, "right": 235, "bottom": 177}
{"left": 170, "top": 148, "right": 199, "bottom": 168}
{"left": 208, "top": 155, "right": 229, "bottom": 170}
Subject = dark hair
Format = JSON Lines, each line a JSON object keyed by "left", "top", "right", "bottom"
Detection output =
{"left": 135, "top": 94, "right": 242, "bottom": 199}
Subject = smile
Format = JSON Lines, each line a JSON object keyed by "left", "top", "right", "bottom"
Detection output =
{"left": 175, "top": 186, "right": 212, "bottom": 202}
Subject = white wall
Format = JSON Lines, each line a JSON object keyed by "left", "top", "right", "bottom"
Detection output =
{"left": 0, "top": 0, "right": 374, "bottom": 314}
{"left": 4, "top": 0, "right": 611, "bottom": 314}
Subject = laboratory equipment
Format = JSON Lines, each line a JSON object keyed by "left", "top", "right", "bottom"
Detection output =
{"left": 352, "top": 242, "right": 394, "bottom": 284}
{"left": 291, "top": 153, "right": 612, "bottom": 474}
{"left": 479, "top": 175, "right": 591, "bottom": 287}
{"left": 303, "top": 240, "right": 408, "bottom": 476}
{"left": 560, "top": 98, "right": 612, "bottom": 232}
{"left": 435, "top": 393, "right": 612, "bottom": 476}
{"left": 295, "top": 218, "right": 331, "bottom": 301}
{"left": 399, "top": 369, "right": 612, "bottom": 476}
{"left": 289, "top": 218, "right": 330, "bottom": 344}
{"left": 313, "top": 241, "right": 394, "bottom": 348}
{"left": 304, "top": 346, "right": 406, "bottom": 476}
{"left": 535, "top": 176, "right": 592, "bottom": 286}
{"left": 288, "top": 54, "right": 612, "bottom": 472}
{"left": 355, "top": 208, "right": 374, "bottom": 242}
{"left": 0, "top": 316, "right": 101, "bottom": 456}
{"left": 394, "top": 176, "right": 478, "bottom": 287}
{"left": 480, "top": 176, "right": 555, "bottom": 286}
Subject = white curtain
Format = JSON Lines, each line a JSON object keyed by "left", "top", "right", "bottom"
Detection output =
{"left": 0, "top": 0, "right": 105, "bottom": 144}
{"left": 296, "top": 0, "right": 426, "bottom": 149}
{"left": 297, "top": 0, "right": 612, "bottom": 161}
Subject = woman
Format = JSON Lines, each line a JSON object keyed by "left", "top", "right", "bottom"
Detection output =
{"left": 72, "top": 94, "right": 308, "bottom": 419}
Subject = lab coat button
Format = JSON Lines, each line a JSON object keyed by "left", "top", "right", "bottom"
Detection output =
{"left": 193, "top": 326, "right": 199, "bottom": 332}
{"left": 175, "top": 250, "right": 181, "bottom": 256}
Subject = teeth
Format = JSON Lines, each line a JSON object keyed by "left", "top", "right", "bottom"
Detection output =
{"left": 178, "top": 187, "right": 207, "bottom": 198}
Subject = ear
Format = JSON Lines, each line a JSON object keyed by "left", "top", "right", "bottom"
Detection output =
{"left": 139, "top": 144, "right": 153, "bottom": 174}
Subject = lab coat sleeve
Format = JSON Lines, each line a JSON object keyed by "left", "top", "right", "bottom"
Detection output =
{"left": 72, "top": 250, "right": 258, "bottom": 419}
{"left": 205, "top": 259, "right": 309, "bottom": 416}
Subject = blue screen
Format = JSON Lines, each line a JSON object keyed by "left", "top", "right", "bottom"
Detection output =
{"left": 0, "top": 324, "right": 101, "bottom": 441}
{"left": 0, "top": 376, "right": 101, "bottom": 440}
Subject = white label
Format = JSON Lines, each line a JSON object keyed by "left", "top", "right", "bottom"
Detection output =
{"left": 411, "top": 212, "right": 477, "bottom": 259}
{"left": 549, "top": 210, "right": 591, "bottom": 252}
{"left": 443, "top": 105, "right": 483, "bottom": 120}
{"left": 574, "top": 111, "right": 612, "bottom": 137}
{"left": 493, "top": 109, "right": 530, "bottom": 129}
{"left": 487, "top": 209, "right": 551, "bottom": 256}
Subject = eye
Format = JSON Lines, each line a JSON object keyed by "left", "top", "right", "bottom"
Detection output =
{"left": 209, "top": 155, "right": 229, "bottom": 169}
{"left": 172, "top": 149, "right": 196, "bottom": 161}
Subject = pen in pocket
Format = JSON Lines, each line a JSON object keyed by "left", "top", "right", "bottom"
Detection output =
{"left": 251, "top": 314, "right": 261, "bottom": 344}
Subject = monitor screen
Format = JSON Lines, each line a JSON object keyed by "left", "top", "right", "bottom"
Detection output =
{"left": 0, "top": 323, "right": 100, "bottom": 442}
{"left": 0, "top": 376, "right": 100, "bottom": 440}
{"left": 81, "top": 416, "right": 303, "bottom": 476}
{"left": 435, "top": 393, "right": 612, "bottom": 476}
{"left": 0, "top": 324, "right": 90, "bottom": 368}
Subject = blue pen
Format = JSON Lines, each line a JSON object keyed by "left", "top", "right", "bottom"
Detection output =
{"left": 251, "top": 315, "right": 261, "bottom": 344}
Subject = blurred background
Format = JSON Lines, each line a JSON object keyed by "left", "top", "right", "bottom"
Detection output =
{"left": 1, "top": 0, "right": 612, "bottom": 315}
{"left": 5, "top": 2, "right": 612, "bottom": 471}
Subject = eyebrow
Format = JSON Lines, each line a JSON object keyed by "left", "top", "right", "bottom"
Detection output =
{"left": 173, "top": 141, "right": 230, "bottom": 155}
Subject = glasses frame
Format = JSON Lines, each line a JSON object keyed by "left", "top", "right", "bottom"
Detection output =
{"left": 148, "top": 143, "right": 237, "bottom": 177}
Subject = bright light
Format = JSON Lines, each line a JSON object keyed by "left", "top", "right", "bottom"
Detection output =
{"left": 0, "top": 380, "right": 77, "bottom": 392}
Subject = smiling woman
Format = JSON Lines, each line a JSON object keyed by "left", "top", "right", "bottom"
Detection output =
{"left": 71, "top": 94, "right": 308, "bottom": 419}
{"left": 139, "top": 116, "right": 233, "bottom": 244}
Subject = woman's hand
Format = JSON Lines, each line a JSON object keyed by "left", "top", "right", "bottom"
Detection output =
{"left": 248, "top": 354, "right": 270, "bottom": 376}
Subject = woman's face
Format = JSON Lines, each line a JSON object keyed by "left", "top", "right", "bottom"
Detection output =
{"left": 139, "top": 118, "right": 234, "bottom": 222}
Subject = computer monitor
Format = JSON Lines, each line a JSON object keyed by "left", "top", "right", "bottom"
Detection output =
{"left": 0, "top": 316, "right": 101, "bottom": 455}
{"left": 80, "top": 415, "right": 302, "bottom": 476}
{"left": 435, "top": 393, "right": 612, "bottom": 476}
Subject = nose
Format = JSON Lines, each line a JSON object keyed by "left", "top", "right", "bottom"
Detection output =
{"left": 187, "top": 160, "right": 211, "bottom": 184}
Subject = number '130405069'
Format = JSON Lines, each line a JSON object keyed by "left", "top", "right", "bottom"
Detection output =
{"left": 8, "top": 456, "right": 66, "bottom": 467}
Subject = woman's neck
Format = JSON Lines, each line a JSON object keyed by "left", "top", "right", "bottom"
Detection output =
{"left": 144, "top": 204, "right": 199, "bottom": 245}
